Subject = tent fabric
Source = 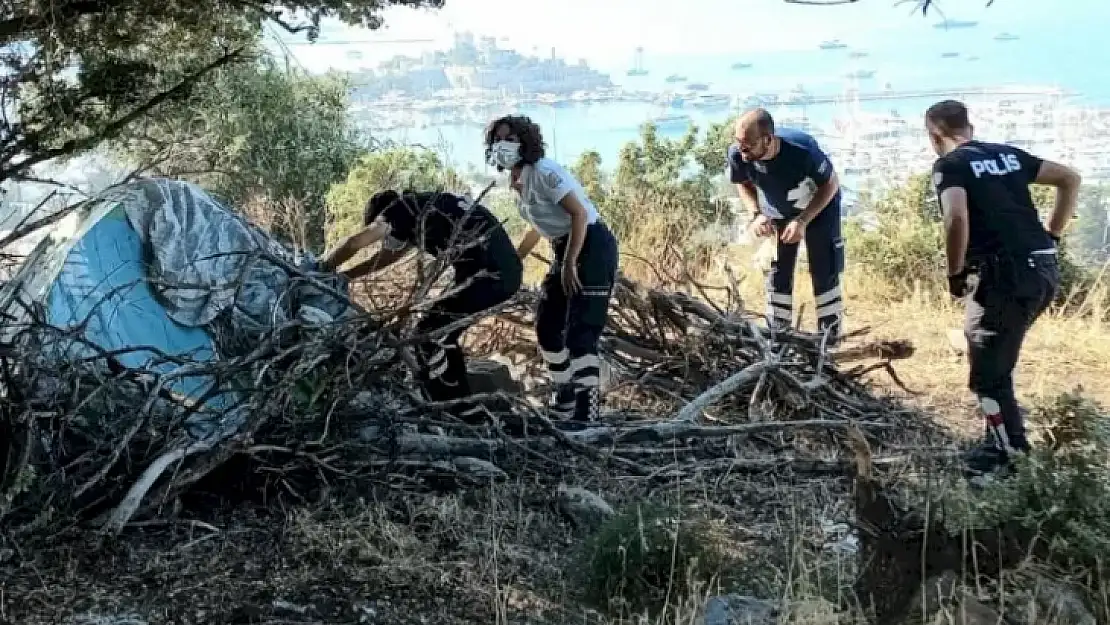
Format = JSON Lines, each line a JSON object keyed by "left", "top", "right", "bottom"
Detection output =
{"left": 43, "top": 204, "right": 219, "bottom": 400}
{"left": 1, "top": 178, "right": 354, "bottom": 441}
{"left": 116, "top": 178, "right": 352, "bottom": 333}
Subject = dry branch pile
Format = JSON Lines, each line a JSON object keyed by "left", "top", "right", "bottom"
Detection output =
{"left": 0, "top": 251, "right": 938, "bottom": 534}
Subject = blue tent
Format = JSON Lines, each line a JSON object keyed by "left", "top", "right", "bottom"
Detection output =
{"left": 0, "top": 179, "right": 352, "bottom": 439}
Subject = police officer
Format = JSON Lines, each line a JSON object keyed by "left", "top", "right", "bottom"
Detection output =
{"left": 484, "top": 114, "right": 619, "bottom": 427}
{"left": 320, "top": 189, "right": 523, "bottom": 424}
{"left": 925, "top": 99, "right": 1080, "bottom": 474}
{"left": 728, "top": 108, "right": 846, "bottom": 345}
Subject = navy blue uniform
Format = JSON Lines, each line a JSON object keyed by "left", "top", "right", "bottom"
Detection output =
{"left": 932, "top": 142, "right": 1060, "bottom": 456}
{"left": 376, "top": 192, "right": 523, "bottom": 422}
{"left": 728, "top": 128, "right": 845, "bottom": 343}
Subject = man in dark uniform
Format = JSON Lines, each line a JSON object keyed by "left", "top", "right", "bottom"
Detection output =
{"left": 320, "top": 190, "right": 523, "bottom": 424}
{"left": 728, "top": 108, "right": 846, "bottom": 345}
{"left": 926, "top": 99, "right": 1080, "bottom": 474}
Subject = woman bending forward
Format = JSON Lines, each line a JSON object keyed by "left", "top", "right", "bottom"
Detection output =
{"left": 485, "top": 115, "right": 619, "bottom": 425}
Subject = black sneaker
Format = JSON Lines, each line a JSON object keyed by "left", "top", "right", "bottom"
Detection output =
{"left": 573, "top": 387, "right": 600, "bottom": 423}
{"left": 962, "top": 443, "right": 1022, "bottom": 486}
{"left": 549, "top": 384, "right": 576, "bottom": 420}
{"left": 550, "top": 387, "right": 602, "bottom": 433}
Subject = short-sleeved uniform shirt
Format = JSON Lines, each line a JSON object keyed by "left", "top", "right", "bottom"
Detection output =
{"left": 727, "top": 128, "right": 841, "bottom": 222}
{"left": 931, "top": 140, "right": 1054, "bottom": 261}
{"left": 378, "top": 191, "right": 508, "bottom": 279}
{"left": 516, "top": 157, "right": 600, "bottom": 239}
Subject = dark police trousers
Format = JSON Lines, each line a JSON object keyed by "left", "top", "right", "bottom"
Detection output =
{"left": 964, "top": 251, "right": 1059, "bottom": 452}
{"left": 767, "top": 205, "right": 845, "bottom": 344}
{"left": 537, "top": 222, "right": 619, "bottom": 422}
{"left": 415, "top": 234, "right": 523, "bottom": 422}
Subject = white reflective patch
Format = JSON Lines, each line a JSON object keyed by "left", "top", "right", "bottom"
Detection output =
{"left": 768, "top": 291, "right": 793, "bottom": 305}
{"left": 574, "top": 375, "right": 601, "bottom": 388}
{"left": 540, "top": 348, "right": 570, "bottom": 365}
{"left": 814, "top": 285, "right": 843, "bottom": 306}
{"left": 550, "top": 368, "right": 572, "bottom": 384}
{"left": 815, "top": 301, "right": 844, "bottom": 319}
{"left": 569, "top": 354, "right": 601, "bottom": 373}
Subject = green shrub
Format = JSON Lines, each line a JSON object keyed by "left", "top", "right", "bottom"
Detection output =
{"left": 846, "top": 174, "right": 945, "bottom": 292}
{"left": 941, "top": 391, "right": 1110, "bottom": 618}
{"left": 575, "top": 502, "right": 726, "bottom": 616}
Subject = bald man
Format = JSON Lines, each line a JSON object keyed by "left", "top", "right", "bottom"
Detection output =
{"left": 727, "top": 109, "right": 845, "bottom": 345}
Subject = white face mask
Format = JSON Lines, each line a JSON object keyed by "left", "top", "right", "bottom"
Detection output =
{"left": 488, "top": 140, "right": 522, "bottom": 169}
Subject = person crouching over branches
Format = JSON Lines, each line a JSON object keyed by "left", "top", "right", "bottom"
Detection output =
{"left": 484, "top": 115, "right": 619, "bottom": 427}
{"left": 319, "top": 189, "right": 523, "bottom": 424}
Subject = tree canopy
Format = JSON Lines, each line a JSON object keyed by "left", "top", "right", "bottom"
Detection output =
{"left": 111, "top": 52, "right": 365, "bottom": 251}
{"left": 0, "top": 0, "right": 443, "bottom": 184}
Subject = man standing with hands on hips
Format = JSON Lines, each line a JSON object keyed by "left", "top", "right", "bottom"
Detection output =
{"left": 926, "top": 99, "right": 1079, "bottom": 476}
{"left": 728, "top": 108, "right": 846, "bottom": 345}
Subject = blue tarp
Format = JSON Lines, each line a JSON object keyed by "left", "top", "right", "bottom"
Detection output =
{"left": 44, "top": 204, "right": 220, "bottom": 402}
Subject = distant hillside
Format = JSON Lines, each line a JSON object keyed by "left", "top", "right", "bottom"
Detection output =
{"left": 348, "top": 31, "right": 612, "bottom": 96}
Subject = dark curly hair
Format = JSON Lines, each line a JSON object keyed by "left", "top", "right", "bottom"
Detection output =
{"left": 483, "top": 115, "right": 546, "bottom": 168}
{"left": 364, "top": 189, "right": 425, "bottom": 225}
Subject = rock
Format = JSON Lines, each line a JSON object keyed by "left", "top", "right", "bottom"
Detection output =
{"left": 467, "top": 359, "right": 522, "bottom": 395}
{"left": 350, "top": 390, "right": 378, "bottom": 412}
{"left": 905, "top": 573, "right": 1004, "bottom": 625}
{"left": 954, "top": 595, "right": 1005, "bottom": 625}
{"left": 703, "top": 595, "right": 779, "bottom": 625}
{"left": 556, "top": 484, "right": 615, "bottom": 531}
{"left": 1009, "top": 575, "right": 1097, "bottom": 625}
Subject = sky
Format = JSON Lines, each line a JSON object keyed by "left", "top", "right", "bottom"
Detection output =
{"left": 269, "top": 0, "right": 1092, "bottom": 73}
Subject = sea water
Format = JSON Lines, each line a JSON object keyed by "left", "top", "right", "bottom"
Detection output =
{"left": 380, "top": 26, "right": 1110, "bottom": 171}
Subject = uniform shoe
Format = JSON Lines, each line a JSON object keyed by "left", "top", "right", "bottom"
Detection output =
{"left": 573, "top": 386, "right": 601, "bottom": 424}
{"left": 962, "top": 442, "right": 1025, "bottom": 484}
{"left": 963, "top": 443, "right": 1010, "bottom": 475}
{"left": 550, "top": 384, "right": 576, "bottom": 420}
